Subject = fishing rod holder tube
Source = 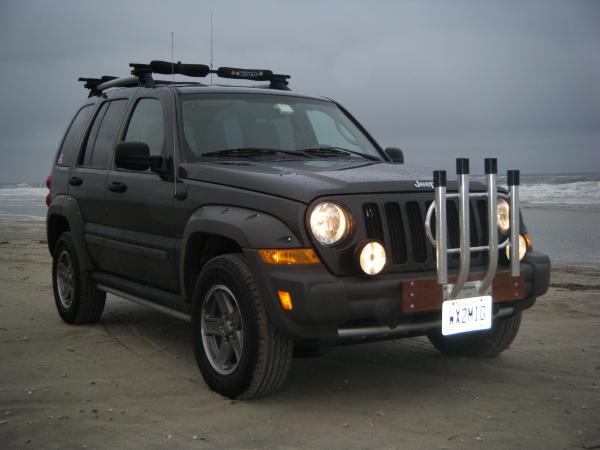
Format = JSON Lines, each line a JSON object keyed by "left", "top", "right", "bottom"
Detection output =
{"left": 424, "top": 158, "right": 520, "bottom": 301}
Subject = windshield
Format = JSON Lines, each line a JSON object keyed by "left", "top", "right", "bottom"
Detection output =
{"left": 179, "top": 93, "right": 382, "bottom": 161}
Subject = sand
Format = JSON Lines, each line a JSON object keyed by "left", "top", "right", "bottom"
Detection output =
{"left": 0, "top": 220, "right": 598, "bottom": 449}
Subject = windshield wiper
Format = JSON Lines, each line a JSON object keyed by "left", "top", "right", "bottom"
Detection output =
{"left": 201, "top": 148, "right": 310, "bottom": 158}
{"left": 300, "top": 146, "right": 380, "bottom": 161}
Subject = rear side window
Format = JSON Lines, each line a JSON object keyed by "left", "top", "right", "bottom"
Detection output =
{"left": 124, "top": 99, "right": 165, "bottom": 156}
{"left": 80, "top": 99, "right": 128, "bottom": 168}
{"left": 56, "top": 105, "right": 93, "bottom": 166}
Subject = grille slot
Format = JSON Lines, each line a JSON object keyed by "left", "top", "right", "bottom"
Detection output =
{"left": 363, "top": 203, "right": 384, "bottom": 242}
{"left": 477, "top": 199, "right": 488, "bottom": 243}
{"left": 406, "top": 201, "right": 427, "bottom": 263}
{"left": 384, "top": 202, "right": 407, "bottom": 264}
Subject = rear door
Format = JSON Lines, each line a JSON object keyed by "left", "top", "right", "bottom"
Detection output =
{"left": 69, "top": 94, "right": 132, "bottom": 269}
{"left": 102, "top": 88, "right": 179, "bottom": 292}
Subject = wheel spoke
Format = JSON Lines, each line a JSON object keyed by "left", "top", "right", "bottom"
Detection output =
{"left": 215, "top": 341, "right": 233, "bottom": 369}
{"left": 215, "top": 291, "right": 233, "bottom": 315}
{"left": 230, "top": 308, "right": 241, "bottom": 327}
{"left": 203, "top": 317, "right": 222, "bottom": 336}
{"left": 230, "top": 334, "right": 242, "bottom": 360}
{"left": 58, "top": 265, "right": 69, "bottom": 279}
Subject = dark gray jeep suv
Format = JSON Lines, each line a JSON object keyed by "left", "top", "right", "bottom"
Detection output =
{"left": 46, "top": 61, "right": 550, "bottom": 399}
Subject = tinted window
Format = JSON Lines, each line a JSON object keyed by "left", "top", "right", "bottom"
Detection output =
{"left": 81, "top": 102, "right": 109, "bottom": 166}
{"left": 81, "top": 100, "right": 128, "bottom": 168}
{"left": 124, "top": 99, "right": 165, "bottom": 156}
{"left": 56, "top": 105, "right": 93, "bottom": 166}
{"left": 91, "top": 100, "right": 128, "bottom": 168}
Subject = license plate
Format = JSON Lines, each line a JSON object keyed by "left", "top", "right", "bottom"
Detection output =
{"left": 441, "top": 296, "right": 492, "bottom": 336}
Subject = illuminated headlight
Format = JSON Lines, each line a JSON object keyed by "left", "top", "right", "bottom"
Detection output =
{"left": 506, "top": 234, "right": 528, "bottom": 261}
{"left": 358, "top": 241, "right": 387, "bottom": 275}
{"left": 497, "top": 199, "right": 510, "bottom": 233}
{"left": 309, "top": 202, "right": 350, "bottom": 245}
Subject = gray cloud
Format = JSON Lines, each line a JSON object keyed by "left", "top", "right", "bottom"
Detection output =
{"left": 0, "top": 0, "right": 598, "bottom": 182}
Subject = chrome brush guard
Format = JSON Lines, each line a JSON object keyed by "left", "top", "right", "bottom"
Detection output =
{"left": 424, "top": 158, "right": 520, "bottom": 301}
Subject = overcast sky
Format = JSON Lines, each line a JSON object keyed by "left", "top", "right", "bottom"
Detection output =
{"left": 0, "top": 0, "right": 598, "bottom": 183}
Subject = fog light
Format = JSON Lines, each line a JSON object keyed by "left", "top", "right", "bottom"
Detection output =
{"left": 506, "top": 234, "right": 528, "bottom": 261}
{"left": 277, "top": 290, "right": 293, "bottom": 311}
{"left": 358, "top": 241, "right": 387, "bottom": 275}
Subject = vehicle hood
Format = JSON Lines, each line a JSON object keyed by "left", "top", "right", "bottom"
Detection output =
{"left": 179, "top": 159, "right": 476, "bottom": 204}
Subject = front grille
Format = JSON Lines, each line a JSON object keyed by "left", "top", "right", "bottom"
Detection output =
{"left": 362, "top": 196, "right": 488, "bottom": 272}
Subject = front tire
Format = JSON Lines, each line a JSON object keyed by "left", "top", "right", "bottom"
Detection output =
{"left": 191, "top": 254, "right": 293, "bottom": 399}
{"left": 52, "top": 232, "right": 106, "bottom": 324}
{"left": 427, "top": 311, "right": 522, "bottom": 358}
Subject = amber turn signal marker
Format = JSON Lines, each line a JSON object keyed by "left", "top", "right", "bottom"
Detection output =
{"left": 258, "top": 248, "right": 320, "bottom": 265}
{"left": 522, "top": 233, "right": 532, "bottom": 248}
{"left": 277, "top": 290, "right": 293, "bottom": 310}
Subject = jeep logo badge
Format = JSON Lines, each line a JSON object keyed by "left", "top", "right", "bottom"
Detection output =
{"left": 414, "top": 180, "right": 434, "bottom": 189}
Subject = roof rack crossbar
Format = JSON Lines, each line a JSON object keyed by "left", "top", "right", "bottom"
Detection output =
{"left": 78, "top": 76, "right": 118, "bottom": 97}
{"left": 80, "top": 61, "right": 291, "bottom": 96}
{"left": 95, "top": 75, "right": 140, "bottom": 93}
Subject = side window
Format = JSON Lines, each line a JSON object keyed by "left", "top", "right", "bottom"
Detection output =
{"left": 124, "top": 99, "right": 165, "bottom": 156}
{"left": 80, "top": 100, "right": 128, "bottom": 168}
{"left": 56, "top": 105, "right": 93, "bottom": 166}
{"left": 81, "top": 102, "right": 109, "bottom": 166}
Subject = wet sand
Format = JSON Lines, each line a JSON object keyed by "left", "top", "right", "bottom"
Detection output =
{"left": 0, "top": 220, "right": 598, "bottom": 449}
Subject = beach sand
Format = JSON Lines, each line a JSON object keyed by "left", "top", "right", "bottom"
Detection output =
{"left": 0, "top": 220, "right": 598, "bottom": 449}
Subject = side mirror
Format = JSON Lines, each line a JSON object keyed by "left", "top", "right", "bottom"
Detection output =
{"left": 114, "top": 142, "right": 163, "bottom": 172}
{"left": 385, "top": 147, "right": 404, "bottom": 164}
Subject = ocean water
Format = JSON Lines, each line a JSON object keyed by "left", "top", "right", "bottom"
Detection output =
{"left": 0, "top": 182, "right": 47, "bottom": 220}
{"left": 1, "top": 173, "right": 599, "bottom": 263}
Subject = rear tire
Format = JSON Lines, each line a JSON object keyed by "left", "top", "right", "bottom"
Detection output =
{"left": 52, "top": 232, "right": 105, "bottom": 324}
{"left": 427, "top": 311, "right": 522, "bottom": 358}
{"left": 191, "top": 254, "right": 293, "bottom": 399}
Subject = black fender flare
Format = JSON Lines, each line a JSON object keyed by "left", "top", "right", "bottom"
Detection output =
{"left": 46, "top": 195, "right": 94, "bottom": 271}
{"left": 180, "top": 205, "right": 305, "bottom": 296}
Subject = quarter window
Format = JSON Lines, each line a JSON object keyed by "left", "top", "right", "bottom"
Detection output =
{"left": 124, "top": 99, "right": 165, "bottom": 156}
{"left": 56, "top": 104, "right": 93, "bottom": 167}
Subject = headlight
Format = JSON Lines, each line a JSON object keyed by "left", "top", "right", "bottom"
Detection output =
{"left": 309, "top": 202, "right": 350, "bottom": 245}
{"left": 497, "top": 199, "right": 510, "bottom": 233}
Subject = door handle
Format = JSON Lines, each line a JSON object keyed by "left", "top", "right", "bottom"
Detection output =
{"left": 68, "top": 176, "right": 83, "bottom": 186}
{"left": 108, "top": 182, "right": 127, "bottom": 193}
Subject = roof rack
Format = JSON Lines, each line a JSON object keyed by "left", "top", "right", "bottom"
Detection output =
{"left": 78, "top": 76, "right": 118, "bottom": 97}
{"left": 80, "top": 60, "right": 291, "bottom": 96}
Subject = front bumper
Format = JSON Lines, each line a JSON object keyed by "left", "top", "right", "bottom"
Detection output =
{"left": 245, "top": 249, "right": 550, "bottom": 344}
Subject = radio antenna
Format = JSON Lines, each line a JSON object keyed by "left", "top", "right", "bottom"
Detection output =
{"left": 170, "top": 32, "right": 174, "bottom": 83}
{"left": 210, "top": 11, "right": 214, "bottom": 85}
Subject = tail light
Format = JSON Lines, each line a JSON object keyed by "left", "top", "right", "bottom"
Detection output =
{"left": 45, "top": 175, "right": 52, "bottom": 207}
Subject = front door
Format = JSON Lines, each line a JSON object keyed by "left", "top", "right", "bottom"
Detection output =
{"left": 103, "top": 89, "right": 180, "bottom": 292}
